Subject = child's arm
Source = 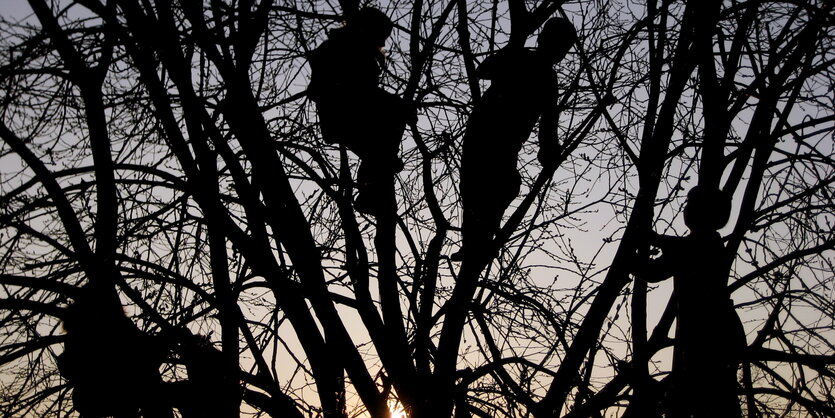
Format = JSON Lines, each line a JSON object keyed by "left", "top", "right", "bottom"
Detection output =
{"left": 475, "top": 48, "right": 518, "bottom": 80}
{"left": 632, "top": 233, "right": 685, "bottom": 283}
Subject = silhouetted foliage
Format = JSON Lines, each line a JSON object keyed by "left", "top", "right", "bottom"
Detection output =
{"left": 0, "top": 1, "right": 833, "bottom": 417}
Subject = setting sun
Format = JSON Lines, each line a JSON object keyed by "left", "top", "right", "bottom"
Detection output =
{"left": 388, "top": 400, "right": 407, "bottom": 418}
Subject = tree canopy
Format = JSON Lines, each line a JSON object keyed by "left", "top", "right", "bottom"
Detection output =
{"left": 0, "top": 0, "right": 833, "bottom": 417}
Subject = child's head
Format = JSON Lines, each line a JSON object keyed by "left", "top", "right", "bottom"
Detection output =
{"left": 683, "top": 186, "right": 732, "bottom": 232}
{"left": 349, "top": 7, "right": 394, "bottom": 48}
{"left": 537, "top": 18, "right": 577, "bottom": 63}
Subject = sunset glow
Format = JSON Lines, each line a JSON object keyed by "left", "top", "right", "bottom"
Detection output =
{"left": 388, "top": 400, "right": 407, "bottom": 418}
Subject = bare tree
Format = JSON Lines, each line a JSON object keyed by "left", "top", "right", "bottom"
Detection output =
{"left": 0, "top": 0, "right": 832, "bottom": 417}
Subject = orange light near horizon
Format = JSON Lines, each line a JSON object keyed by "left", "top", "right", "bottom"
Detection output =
{"left": 388, "top": 399, "right": 407, "bottom": 418}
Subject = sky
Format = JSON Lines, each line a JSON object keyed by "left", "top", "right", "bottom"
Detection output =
{"left": 0, "top": 2, "right": 33, "bottom": 22}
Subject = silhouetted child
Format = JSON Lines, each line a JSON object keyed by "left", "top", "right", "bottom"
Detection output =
{"left": 307, "top": 7, "right": 413, "bottom": 215}
{"left": 58, "top": 283, "right": 169, "bottom": 417}
{"left": 457, "top": 17, "right": 577, "bottom": 260}
{"left": 636, "top": 186, "right": 745, "bottom": 418}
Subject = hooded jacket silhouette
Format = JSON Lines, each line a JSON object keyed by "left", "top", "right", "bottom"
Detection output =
{"left": 308, "top": 8, "right": 412, "bottom": 215}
